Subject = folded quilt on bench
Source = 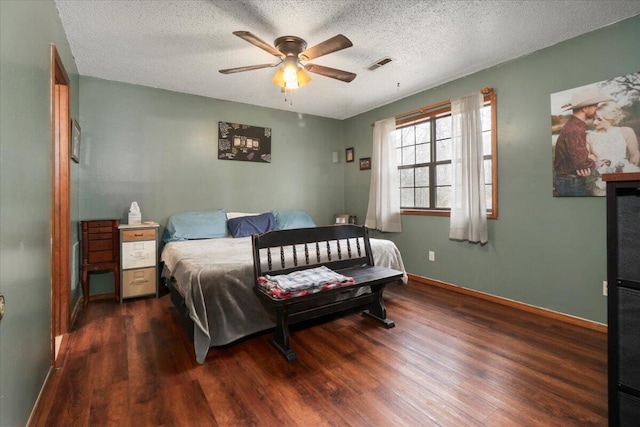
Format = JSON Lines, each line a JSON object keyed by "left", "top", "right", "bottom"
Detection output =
{"left": 257, "top": 265, "right": 355, "bottom": 299}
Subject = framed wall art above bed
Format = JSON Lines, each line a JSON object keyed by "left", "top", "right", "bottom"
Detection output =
{"left": 218, "top": 121, "right": 272, "bottom": 163}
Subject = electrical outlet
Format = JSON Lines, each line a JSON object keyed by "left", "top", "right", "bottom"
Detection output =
{"left": 603, "top": 281, "right": 608, "bottom": 296}
{"left": 428, "top": 251, "right": 435, "bottom": 261}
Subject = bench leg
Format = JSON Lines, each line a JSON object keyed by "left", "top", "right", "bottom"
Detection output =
{"left": 363, "top": 283, "right": 395, "bottom": 328}
{"left": 270, "top": 305, "right": 297, "bottom": 362}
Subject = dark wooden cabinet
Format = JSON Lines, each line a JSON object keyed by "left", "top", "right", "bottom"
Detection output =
{"left": 604, "top": 172, "right": 640, "bottom": 426}
{"left": 80, "top": 219, "right": 120, "bottom": 306}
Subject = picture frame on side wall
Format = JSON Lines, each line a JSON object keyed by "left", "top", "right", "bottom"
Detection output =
{"left": 70, "top": 118, "right": 81, "bottom": 163}
{"left": 359, "top": 157, "right": 371, "bottom": 170}
{"left": 346, "top": 147, "right": 354, "bottom": 162}
{"left": 550, "top": 71, "right": 640, "bottom": 197}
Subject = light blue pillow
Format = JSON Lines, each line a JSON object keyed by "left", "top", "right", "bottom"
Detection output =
{"left": 162, "top": 210, "right": 228, "bottom": 243}
{"left": 227, "top": 212, "right": 277, "bottom": 238}
{"left": 271, "top": 210, "right": 316, "bottom": 229}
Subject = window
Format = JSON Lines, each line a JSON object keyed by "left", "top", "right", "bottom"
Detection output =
{"left": 394, "top": 91, "right": 497, "bottom": 218}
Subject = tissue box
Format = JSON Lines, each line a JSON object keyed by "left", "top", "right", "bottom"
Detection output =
{"left": 128, "top": 212, "right": 141, "bottom": 225}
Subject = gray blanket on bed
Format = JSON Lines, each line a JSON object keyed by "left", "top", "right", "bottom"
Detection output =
{"left": 161, "top": 236, "right": 407, "bottom": 363}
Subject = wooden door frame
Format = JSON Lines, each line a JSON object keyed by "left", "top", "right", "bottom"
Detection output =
{"left": 50, "top": 45, "right": 71, "bottom": 367}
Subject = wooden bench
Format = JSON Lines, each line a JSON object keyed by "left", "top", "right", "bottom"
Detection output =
{"left": 252, "top": 224, "right": 403, "bottom": 361}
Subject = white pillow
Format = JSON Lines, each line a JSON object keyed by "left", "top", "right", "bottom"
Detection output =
{"left": 226, "top": 212, "right": 260, "bottom": 220}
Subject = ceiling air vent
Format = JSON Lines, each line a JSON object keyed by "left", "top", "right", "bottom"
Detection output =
{"left": 366, "top": 57, "right": 393, "bottom": 71}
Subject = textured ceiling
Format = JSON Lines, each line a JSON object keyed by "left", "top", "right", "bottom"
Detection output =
{"left": 55, "top": 0, "right": 640, "bottom": 120}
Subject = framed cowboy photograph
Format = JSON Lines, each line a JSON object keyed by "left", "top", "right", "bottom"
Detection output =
{"left": 550, "top": 71, "right": 640, "bottom": 197}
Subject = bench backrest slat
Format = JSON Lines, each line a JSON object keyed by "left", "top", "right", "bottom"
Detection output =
{"left": 252, "top": 224, "right": 375, "bottom": 279}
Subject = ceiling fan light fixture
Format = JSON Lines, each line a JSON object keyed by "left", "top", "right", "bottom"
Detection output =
{"left": 272, "top": 68, "right": 298, "bottom": 89}
{"left": 272, "top": 58, "right": 310, "bottom": 90}
{"left": 295, "top": 67, "right": 311, "bottom": 87}
{"left": 272, "top": 68, "right": 285, "bottom": 87}
{"left": 283, "top": 57, "right": 298, "bottom": 80}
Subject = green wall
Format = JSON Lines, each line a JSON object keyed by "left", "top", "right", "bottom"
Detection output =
{"left": 0, "top": 1, "right": 80, "bottom": 425}
{"left": 344, "top": 16, "right": 640, "bottom": 324}
{"left": 78, "top": 77, "right": 345, "bottom": 293}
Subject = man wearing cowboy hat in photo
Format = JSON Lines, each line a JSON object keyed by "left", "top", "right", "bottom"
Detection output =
{"left": 554, "top": 87, "right": 614, "bottom": 196}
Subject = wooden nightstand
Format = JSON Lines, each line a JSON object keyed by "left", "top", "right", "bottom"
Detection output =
{"left": 80, "top": 219, "right": 120, "bottom": 306}
{"left": 118, "top": 222, "right": 159, "bottom": 302}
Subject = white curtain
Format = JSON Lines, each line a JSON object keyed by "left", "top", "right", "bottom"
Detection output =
{"left": 449, "top": 92, "right": 488, "bottom": 244}
{"left": 365, "top": 117, "right": 402, "bottom": 232}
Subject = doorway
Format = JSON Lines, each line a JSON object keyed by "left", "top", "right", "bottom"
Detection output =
{"left": 51, "top": 45, "right": 71, "bottom": 366}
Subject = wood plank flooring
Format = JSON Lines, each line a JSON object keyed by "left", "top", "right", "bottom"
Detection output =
{"left": 34, "top": 280, "right": 607, "bottom": 426}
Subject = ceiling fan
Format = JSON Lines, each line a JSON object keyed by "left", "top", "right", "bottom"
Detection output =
{"left": 219, "top": 31, "right": 356, "bottom": 91}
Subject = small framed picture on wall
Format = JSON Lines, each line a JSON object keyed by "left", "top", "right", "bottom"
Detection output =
{"left": 70, "top": 118, "right": 81, "bottom": 163}
{"left": 359, "top": 157, "right": 371, "bottom": 170}
{"left": 345, "top": 147, "right": 354, "bottom": 162}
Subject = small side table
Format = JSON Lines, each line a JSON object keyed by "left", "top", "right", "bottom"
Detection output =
{"left": 119, "top": 222, "right": 159, "bottom": 302}
{"left": 80, "top": 219, "right": 120, "bottom": 306}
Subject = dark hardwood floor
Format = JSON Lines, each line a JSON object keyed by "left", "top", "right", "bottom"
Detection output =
{"left": 34, "top": 280, "right": 607, "bottom": 426}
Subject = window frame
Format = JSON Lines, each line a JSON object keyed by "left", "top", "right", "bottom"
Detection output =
{"left": 396, "top": 90, "right": 498, "bottom": 219}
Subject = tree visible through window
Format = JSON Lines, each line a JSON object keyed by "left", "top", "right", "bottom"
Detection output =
{"left": 394, "top": 94, "right": 496, "bottom": 218}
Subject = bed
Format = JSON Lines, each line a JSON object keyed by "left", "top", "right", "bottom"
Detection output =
{"left": 160, "top": 209, "right": 407, "bottom": 364}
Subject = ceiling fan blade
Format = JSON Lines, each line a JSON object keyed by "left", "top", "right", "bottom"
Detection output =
{"left": 304, "top": 64, "right": 356, "bottom": 83}
{"left": 219, "top": 62, "right": 280, "bottom": 74}
{"left": 233, "top": 31, "right": 284, "bottom": 58}
{"left": 299, "top": 34, "right": 353, "bottom": 61}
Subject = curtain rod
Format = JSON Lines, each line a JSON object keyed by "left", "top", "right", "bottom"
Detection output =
{"left": 371, "top": 87, "right": 494, "bottom": 126}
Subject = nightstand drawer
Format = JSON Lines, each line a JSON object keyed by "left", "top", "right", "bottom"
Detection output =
{"left": 88, "top": 239, "right": 113, "bottom": 252}
{"left": 88, "top": 232, "right": 114, "bottom": 240}
{"left": 121, "top": 241, "right": 156, "bottom": 269}
{"left": 122, "top": 267, "right": 156, "bottom": 298}
{"left": 88, "top": 220, "right": 115, "bottom": 229}
{"left": 122, "top": 229, "right": 156, "bottom": 242}
{"left": 88, "top": 250, "right": 115, "bottom": 263}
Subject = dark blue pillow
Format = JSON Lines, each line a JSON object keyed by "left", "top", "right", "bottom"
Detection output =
{"left": 227, "top": 212, "right": 277, "bottom": 238}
